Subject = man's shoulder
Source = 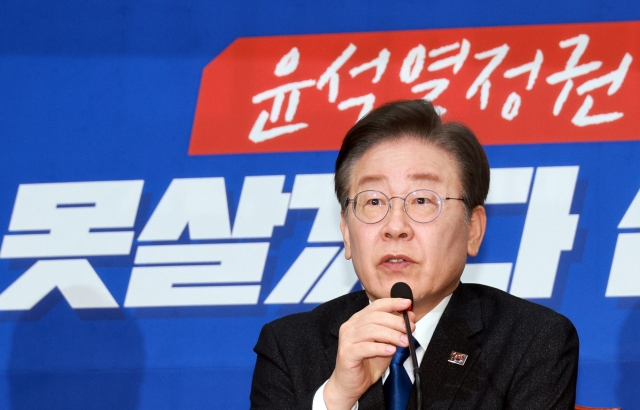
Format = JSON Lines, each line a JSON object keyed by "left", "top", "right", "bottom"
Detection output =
{"left": 458, "top": 282, "right": 576, "bottom": 333}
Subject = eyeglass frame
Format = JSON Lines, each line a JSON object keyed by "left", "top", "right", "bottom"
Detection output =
{"left": 344, "top": 189, "right": 465, "bottom": 224}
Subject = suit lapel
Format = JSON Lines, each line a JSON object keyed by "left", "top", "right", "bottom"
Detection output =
{"left": 409, "top": 283, "right": 484, "bottom": 410}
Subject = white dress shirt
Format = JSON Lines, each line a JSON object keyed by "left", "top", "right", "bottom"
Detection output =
{"left": 312, "top": 294, "right": 452, "bottom": 410}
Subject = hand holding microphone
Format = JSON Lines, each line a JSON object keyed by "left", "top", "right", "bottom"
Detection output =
{"left": 323, "top": 287, "right": 416, "bottom": 410}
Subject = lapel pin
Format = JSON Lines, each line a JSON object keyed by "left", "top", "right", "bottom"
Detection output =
{"left": 448, "top": 351, "right": 468, "bottom": 366}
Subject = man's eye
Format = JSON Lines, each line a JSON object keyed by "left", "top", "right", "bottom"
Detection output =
{"left": 412, "top": 196, "right": 438, "bottom": 207}
{"left": 368, "top": 198, "right": 381, "bottom": 206}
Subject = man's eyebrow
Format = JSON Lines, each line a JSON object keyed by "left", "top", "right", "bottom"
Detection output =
{"left": 356, "top": 172, "right": 442, "bottom": 187}
{"left": 408, "top": 172, "right": 442, "bottom": 183}
{"left": 356, "top": 175, "right": 386, "bottom": 186}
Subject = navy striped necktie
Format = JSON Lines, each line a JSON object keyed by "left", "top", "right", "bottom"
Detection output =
{"left": 384, "top": 339, "right": 420, "bottom": 410}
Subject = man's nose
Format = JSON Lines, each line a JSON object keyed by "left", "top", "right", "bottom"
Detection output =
{"left": 383, "top": 197, "right": 413, "bottom": 239}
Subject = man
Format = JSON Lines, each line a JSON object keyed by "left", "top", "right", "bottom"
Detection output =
{"left": 250, "top": 100, "right": 579, "bottom": 409}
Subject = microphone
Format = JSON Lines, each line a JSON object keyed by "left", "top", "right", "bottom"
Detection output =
{"left": 390, "top": 282, "right": 422, "bottom": 410}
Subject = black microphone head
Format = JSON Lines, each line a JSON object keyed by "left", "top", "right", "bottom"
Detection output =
{"left": 390, "top": 282, "right": 413, "bottom": 310}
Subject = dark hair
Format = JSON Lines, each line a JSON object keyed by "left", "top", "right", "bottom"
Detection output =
{"left": 334, "top": 99, "right": 490, "bottom": 218}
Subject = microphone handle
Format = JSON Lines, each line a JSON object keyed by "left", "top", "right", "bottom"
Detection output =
{"left": 402, "top": 310, "right": 419, "bottom": 369}
{"left": 402, "top": 310, "right": 422, "bottom": 410}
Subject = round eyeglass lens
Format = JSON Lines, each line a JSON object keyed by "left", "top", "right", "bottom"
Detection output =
{"left": 353, "top": 190, "right": 389, "bottom": 223}
{"left": 405, "top": 190, "right": 442, "bottom": 222}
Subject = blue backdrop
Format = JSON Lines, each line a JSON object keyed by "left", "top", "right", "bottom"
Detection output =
{"left": 1, "top": 1, "right": 640, "bottom": 409}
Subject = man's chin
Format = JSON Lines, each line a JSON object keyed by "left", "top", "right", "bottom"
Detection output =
{"left": 363, "top": 279, "right": 411, "bottom": 301}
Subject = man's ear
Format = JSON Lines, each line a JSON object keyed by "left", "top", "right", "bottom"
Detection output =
{"left": 467, "top": 205, "right": 486, "bottom": 257}
{"left": 340, "top": 211, "right": 352, "bottom": 260}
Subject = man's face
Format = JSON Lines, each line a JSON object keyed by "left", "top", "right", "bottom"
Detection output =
{"left": 340, "top": 137, "right": 486, "bottom": 318}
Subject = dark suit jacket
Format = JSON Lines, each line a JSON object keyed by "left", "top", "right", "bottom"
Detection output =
{"left": 250, "top": 283, "right": 579, "bottom": 409}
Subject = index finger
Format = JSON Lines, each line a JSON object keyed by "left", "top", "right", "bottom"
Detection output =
{"left": 368, "top": 297, "right": 412, "bottom": 313}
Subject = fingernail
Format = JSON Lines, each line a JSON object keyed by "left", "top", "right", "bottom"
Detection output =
{"left": 400, "top": 334, "right": 408, "bottom": 344}
{"left": 386, "top": 345, "right": 396, "bottom": 353}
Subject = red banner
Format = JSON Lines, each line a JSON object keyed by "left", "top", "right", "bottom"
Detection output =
{"left": 190, "top": 21, "right": 639, "bottom": 155}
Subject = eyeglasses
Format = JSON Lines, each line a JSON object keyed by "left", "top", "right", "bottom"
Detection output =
{"left": 345, "top": 189, "right": 464, "bottom": 224}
